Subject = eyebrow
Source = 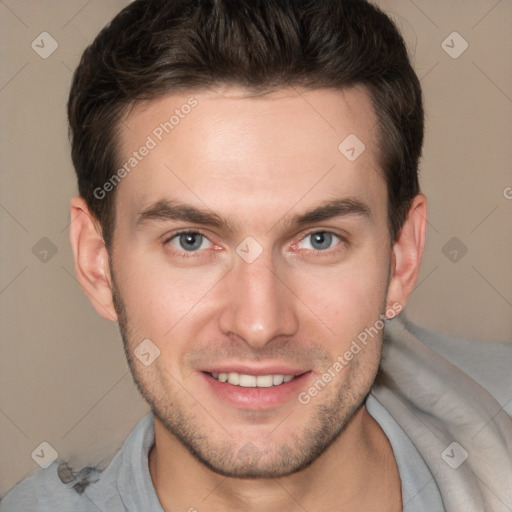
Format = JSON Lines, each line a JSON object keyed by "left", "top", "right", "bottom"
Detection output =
{"left": 291, "top": 198, "right": 371, "bottom": 227}
{"left": 135, "top": 197, "right": 371, "bottom": 231}
{"left": 136, "top": 200, "right": 226, "bottom": 229}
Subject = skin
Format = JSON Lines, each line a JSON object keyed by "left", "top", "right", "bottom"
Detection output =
{"left": 70, "top": 85, "right": 426, "bottom": 511}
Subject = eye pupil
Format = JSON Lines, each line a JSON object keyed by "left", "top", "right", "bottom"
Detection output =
{"left": 311, "top": 232, "right": 332, "bottom": 250}
{"left": 179, "top": 233, "right": 203, "bottom": 251}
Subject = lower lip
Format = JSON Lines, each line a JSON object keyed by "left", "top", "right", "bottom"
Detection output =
{"left": 200, "top": 371, "right": 312, "bottom": 410}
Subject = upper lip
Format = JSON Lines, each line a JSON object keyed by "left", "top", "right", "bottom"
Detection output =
{"left": 201, "top": 364, "right": 310, "bottom": 376}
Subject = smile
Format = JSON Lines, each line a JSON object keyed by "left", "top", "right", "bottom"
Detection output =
{"left": 210, "top": 372, "right": 296, "bottom": 388}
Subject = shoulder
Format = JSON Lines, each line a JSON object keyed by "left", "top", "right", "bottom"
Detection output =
{"left": 401, "top": 316, "right": 512, "bottom": 416}
{"left": 0, "top": 462, "right": 102, "bottom": 512}
{"left": 1, "top": 413, "right": 155, "bottom": 512}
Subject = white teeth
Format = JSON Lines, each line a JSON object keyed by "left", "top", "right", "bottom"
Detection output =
{"left": 239, "top": 374, "right": 257, "bottom": 387}
{"left": 256, "top": 375, "right": 274, "bottom": 387}
{"left": 211, "top": 372, "right": 296, "bottom": 387}
{"left": 272, "top": 375, "right": 284, "bottom": 386}
{"left": 227, "top": 372, "right": 240, "bottom": 385}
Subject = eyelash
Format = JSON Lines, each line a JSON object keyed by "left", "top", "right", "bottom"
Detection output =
{"left": 163, "top": 229, "right": 346, "bottom": 258}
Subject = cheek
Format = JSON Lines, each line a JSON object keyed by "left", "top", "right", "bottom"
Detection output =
{"left": 290, "top": 252, "right": 389, "bottom": 338}
{"left": 113, "top": 252, "right": 226, "bottom": 341}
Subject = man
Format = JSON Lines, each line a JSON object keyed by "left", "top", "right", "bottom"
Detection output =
{"left": 1, "top": 0, "right": 511, "bottom": 511}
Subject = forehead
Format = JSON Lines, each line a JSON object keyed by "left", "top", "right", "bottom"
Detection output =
{"left": 116, "top": 86, "right": 385, "bottom": 230}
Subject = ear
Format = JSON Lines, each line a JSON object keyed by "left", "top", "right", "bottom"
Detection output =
{"left": 385, "top": 194, "right": 427, "bottom": 316}
{"left": 69, "top": 196, "right": 118, "bottom": 322}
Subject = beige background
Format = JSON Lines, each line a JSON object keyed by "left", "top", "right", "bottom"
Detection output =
{"left": 1, "top": 0, "right": 511, "bottom": 496}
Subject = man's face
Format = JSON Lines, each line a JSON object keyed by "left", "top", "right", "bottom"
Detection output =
{"left": 110, "top": 86, "right": 393, "bottom": 477}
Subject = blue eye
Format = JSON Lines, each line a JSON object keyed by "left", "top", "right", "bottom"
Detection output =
{"left": 299, "top": 232, "right": 340, "bottom": 251}
{"left": 168, "top": 232, "right": 212, "bottom": 252}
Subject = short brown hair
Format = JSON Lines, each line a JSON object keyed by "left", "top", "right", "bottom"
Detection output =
{"left": 68, "top": 0, "right": 423, "bottom": 246}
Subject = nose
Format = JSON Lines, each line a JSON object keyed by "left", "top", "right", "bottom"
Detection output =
{"left": 218, "top": 251, "right": 299, "bottom": 349}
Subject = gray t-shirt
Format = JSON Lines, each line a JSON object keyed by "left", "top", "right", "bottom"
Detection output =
{"left": 366, "top": 395, "right": 444, "bottom": 511}
{"left": 0, "top": 397, "right": 444, "bottom": 511}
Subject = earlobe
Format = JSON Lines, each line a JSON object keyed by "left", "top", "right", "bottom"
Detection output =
{"left": 69, "top": 196, "right": 118, "bottom": 322}
{"left": 385, "top": 194, "right": 427, "bottom": 316}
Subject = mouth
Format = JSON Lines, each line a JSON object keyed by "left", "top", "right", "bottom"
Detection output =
{"left": 200, "top": 368, "right": 312, "bottom": 410}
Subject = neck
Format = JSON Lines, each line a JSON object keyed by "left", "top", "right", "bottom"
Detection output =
{"left": 148, "top": 405, "right": 402, "bottom": 512}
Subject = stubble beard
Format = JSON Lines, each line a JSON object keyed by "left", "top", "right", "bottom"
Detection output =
{"left": 111, "top": 274, "right": 383, "bottom": 479}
